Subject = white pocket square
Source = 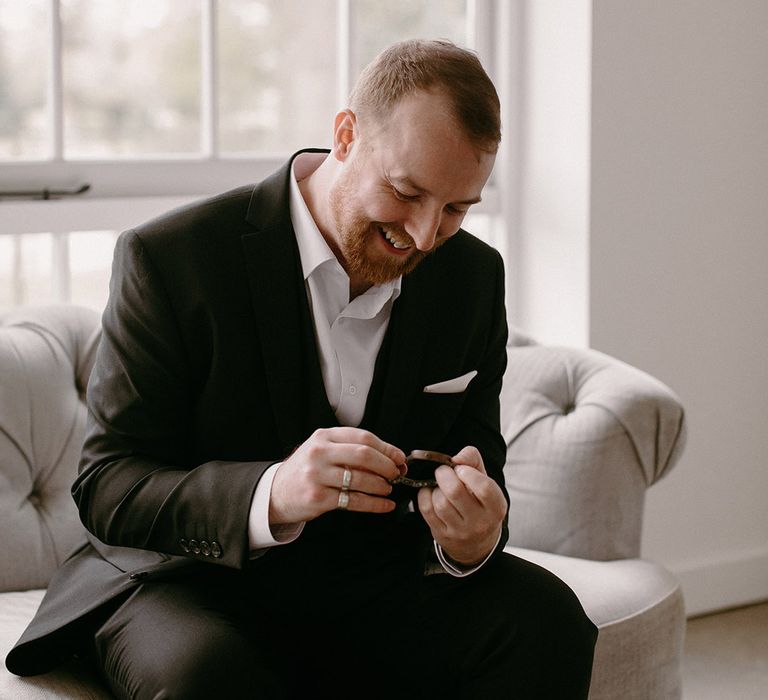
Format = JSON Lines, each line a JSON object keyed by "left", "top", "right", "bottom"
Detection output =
{"left": 423, "top": 370, "right": 478, "bottom": 394}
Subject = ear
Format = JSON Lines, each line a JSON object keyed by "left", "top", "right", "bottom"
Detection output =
{"left": 332, "top": 109, "right": 357, "bottom": 161}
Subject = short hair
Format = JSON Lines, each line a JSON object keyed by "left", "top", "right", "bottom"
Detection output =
{"left": 349, "top": 39, "right": 501, "bottom": 153}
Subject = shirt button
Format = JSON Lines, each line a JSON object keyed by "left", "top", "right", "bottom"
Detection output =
{"left": 348, "top": 385, "right": 357, "bottom": 395}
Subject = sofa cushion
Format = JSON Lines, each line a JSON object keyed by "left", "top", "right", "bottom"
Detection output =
{"left": 0, "top": 306, "right": 101, "bottom": 592}
{"left": 506, "top": 547, "right": 685, "bottom": 700}
{"left": 0, "top": 590, "right": 111, "bottom": 699}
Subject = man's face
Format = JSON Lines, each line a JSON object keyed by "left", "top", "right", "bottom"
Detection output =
{"left": 328, "top": 90, "right": 496, "bottom": 287}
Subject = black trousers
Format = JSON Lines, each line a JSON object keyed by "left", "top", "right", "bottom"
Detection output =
{"left": 89, "top": 553, "right": 597, "bottom": 699}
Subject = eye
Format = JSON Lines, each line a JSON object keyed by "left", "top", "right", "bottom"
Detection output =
{"left": 445, "top": 204, "right": 468, "bottom": 216}
{"left": 392, "top": 187, "right": 419, "bottom": 202}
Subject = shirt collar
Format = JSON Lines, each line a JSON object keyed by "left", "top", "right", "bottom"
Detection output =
{"left": 290, "top": 153, "right": 337, "bottom": 281}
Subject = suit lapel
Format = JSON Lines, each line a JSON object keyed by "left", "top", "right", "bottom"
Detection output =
{"left": 241, "top": 152, "right": 335, "bottom": 454}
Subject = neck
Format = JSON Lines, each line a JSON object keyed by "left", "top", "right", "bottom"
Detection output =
{"left": 298, "top": 155, "right": 372, "bottom": 300}
{"left": 297, "top": 156, "right": 336, "bottom": 253}
{"left": 349, "top": 279, "right": 372, "bottom": 301}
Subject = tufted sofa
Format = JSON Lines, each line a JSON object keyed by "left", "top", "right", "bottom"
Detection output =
{"left": 1, "top": 305, "right": 687, "bottom": 699}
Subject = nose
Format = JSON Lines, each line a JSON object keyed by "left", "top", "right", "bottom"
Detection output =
{"left": 406, "top": 207, "right": 443, "bottom": 252}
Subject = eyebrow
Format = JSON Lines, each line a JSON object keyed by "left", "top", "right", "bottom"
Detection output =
{"left": 389, "top": 174, "right": 482, "bottom": 206}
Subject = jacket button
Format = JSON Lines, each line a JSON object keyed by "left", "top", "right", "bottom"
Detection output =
{"left": 180, "top": 538, "right": 190, "bottom": 553}
{"left": 189, "top": 539, "right": 201, "bottom": 554}
{"left": 211, "top": 541, "right": 222, "bottom": 558}
{"left": 200, "top": 540, "right": 211, "bottom": 556}
{"left": 129, "top": 572, "right": 149, "bottom": 581}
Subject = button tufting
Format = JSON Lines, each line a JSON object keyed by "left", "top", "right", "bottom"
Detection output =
{"left": 28, "top": 492, "right": 41, "bottom": 507}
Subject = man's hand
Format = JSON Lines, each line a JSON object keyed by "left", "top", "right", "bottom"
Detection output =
{"left": 269, "top": 427, "right": 405, "bottom": 525}
{"left": 417, "top": 446, "right": 507, "bottom": 566}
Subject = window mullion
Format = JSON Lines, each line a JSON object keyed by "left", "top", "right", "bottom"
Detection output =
{"left": 201, "top": 0, "right": 218, "bottom": 157}
{"left": 491, "top": 0, "right": 520, "bottom": 322}
{"left": 336, "top": 0, "right": 351, "bottom": 109}
{"left": 51, "top": 232, "right": 71, "bottom": 302}
{"left": 49, "top": 0, "right": 64, "bottom": 160}
{"left": 466, "top": 0, "right": 477, "bottom": 50}
{"left": 12, "top": 234, "right": 23, "bottom": 306}
{"left": 468, "top": 0, "right": 494, "bottom": 68}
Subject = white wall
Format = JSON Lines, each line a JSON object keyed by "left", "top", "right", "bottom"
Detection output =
{"left": 515, "top": 0, "right": 768, "bottom": 615}
{"left": 591, "top": 0, "right": 768, "bottom": 615}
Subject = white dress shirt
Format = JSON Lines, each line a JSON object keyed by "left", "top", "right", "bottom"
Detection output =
{"left": 247, "top": 153, "right": 498, "bottom": 575}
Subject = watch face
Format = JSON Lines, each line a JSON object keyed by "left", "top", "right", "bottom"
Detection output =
{"left": 391, "top": 450, "right": 455, "bottom": 488}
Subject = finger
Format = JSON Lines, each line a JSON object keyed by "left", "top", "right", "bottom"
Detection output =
{"left": 433, "top": 465, "right": 477, "bottom": 514}
{"left": 334, "top": 489, "right": 396, "bottom": 514}
{"left": 454, "top": 465, "right": 507, "bottom": 514}
{"left": 430, "top": 487, "right": 463, "bottom": 525}
{"left": 320, "top": 443, "right": 402, "bottom": 481}
{"left": 314, "top": 434, "right": 403, "bottom": 480}
{"left": 417, "top": 488, "right": 447, "bottom": 533}
{"left": 318, "top": 427, "right": 406, "bottom": 466}
{"left": 451, "top": 445, "right": 486, "bottom": 474}
{"left": 324, "top": 465, "right": 393, "bottom": 497}
{"left": 303, "top": 440, "right": 396, "bottom": 480}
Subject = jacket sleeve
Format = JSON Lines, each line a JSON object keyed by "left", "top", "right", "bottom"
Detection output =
{"left": 73, "top": 229, "right": 270, "bottom": 570}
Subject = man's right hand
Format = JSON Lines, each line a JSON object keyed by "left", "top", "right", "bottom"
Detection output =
{"left": 268, "top": 427, "right": 406, "bottom": 525}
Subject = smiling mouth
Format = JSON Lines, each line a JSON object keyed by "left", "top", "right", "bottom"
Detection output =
{"left": 377, "top": 225, "right": 413, "bottom": 251}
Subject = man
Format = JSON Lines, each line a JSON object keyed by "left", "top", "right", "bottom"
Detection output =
{"left": 7, "top": 40, "right": 596, "bottom": 698}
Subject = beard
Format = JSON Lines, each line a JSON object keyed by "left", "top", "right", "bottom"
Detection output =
{"left": 329, "top": 178, "right": 430, "bottom": 286}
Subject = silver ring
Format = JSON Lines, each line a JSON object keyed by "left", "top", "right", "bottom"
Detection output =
{"left": 341, "top": 468, "right": 352, "bottom": 492}
{"left": 337, "top": 490, "right": 350, "bottom": 510}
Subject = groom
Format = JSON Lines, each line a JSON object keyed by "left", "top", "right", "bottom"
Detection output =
{"left": 7, "top": 39, "right": 596, "bottom": 699}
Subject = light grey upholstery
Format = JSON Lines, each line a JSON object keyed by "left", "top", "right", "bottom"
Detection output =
{"left": 502, "top": 344, "right": 686, "bottom": 560}
{"left": 0, "top": 305, "right": 100, "bottom": 591}
{"left": 1, "top": 305, "right": 687, "bottom": 699}
{"left": 0, "top": 306, "right": 109, "bottom": 699}
{"left": 502, "top": 342, "right": 687, "bottom": 699}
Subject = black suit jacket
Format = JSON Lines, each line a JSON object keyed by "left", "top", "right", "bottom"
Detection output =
{"left": 7, "top": 151, "right": 509, "bottom": 676}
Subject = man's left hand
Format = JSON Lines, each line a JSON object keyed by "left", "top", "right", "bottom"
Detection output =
{"left": 417, "top": 446, "right": 507, "bottom": 567}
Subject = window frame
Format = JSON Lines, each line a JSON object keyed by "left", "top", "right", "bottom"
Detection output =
{"left": 0, "top": 0, "right": 515, "bottom": 313}
{"left": 0, "top": 0, "right": 501, "bottom": 208}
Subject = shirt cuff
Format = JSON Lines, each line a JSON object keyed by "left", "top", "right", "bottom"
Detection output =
{"left": 248, "top": 462, "right": 305, "bottom": 550}
{"left": 434, "top": 527, "right": 503, "bottom": 578}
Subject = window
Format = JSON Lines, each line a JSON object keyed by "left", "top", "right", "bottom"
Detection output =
{"left": 0, "top": 0, "right": 507, "bottom": 312}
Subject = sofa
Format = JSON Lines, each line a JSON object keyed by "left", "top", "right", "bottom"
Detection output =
{"left": 0, "top": 304, "right": 687, "bottom": 699}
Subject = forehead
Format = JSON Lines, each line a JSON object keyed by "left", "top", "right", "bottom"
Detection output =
{"left": 364, "top": 91, "right": 495, "bottom": 201}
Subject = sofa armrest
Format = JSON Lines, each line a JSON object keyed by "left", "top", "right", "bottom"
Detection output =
{"left": 0, "top": 305, "right": 101, "bottom": 592}
{"left": 501, "top": 345, "right": 686, "bottom": 560}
